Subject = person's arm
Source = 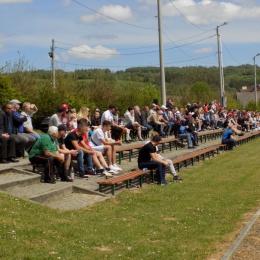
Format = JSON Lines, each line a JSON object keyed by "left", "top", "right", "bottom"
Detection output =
{"left": 43, "top": 150, "right": 64, "bottom": 162}
{"left": 99, "top": 137, "right": 122, "bottom": 146}
{"left": 150, "top": 152, "right": 169, "bottom": 166}
{"left": 70, "top": 140, "right": 95, "bottom": 155}
{"left": 58, "top": 144, "right": 78, "bottom": 156}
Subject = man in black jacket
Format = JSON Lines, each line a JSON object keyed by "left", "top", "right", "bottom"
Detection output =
{"left": 0, "top": 103, "right": 28, "bottom": 160}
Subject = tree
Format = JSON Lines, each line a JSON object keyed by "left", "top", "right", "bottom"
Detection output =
{"left": 190, "top": 81, "right": 213, "bottom": 103}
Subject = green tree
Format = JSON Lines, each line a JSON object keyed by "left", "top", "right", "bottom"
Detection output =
{"left": 190, "top": 81, "right": 213, "bottom": 103}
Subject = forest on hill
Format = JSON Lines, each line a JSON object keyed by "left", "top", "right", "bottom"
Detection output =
{"left": 0, "top": 57, "right": 259, "bottom": 119}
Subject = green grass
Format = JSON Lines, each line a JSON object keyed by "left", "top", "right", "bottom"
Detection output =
{"left": 1, "top": 141, "right": 260, "bottom": 259}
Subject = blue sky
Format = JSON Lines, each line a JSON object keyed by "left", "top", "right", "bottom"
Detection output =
{"left": 1, "top": 0, "right": 260, "bottom": 72}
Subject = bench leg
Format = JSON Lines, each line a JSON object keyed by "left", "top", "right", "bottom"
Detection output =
{"left": 99, "top": 184, "right": 103, "bottom": 192}
{"left": 111, "top": 185, "right": 115, "bottom": 195}
{"left": 126, "top": 180, "right": 130, "bottom": 188}
{"left": 139, "top": 175, "right": 143, "bottom": 187}
{"left": 32, "top": 166, "right": 36, "bottom": 173}
{"left": 150, "top": 170, "right": 154, "bottom": 182}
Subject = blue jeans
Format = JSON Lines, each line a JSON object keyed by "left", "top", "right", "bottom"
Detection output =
{"left": 75, "top": 150, "right": 93, "bottom": 173}
{"left": 138, "top": 161, "right": 166, "bottom": 183}
{"left": 28, "top": 133, "right": 42, "bottom": 141}
{"left": 178, "top": 133, "right": 193, "bottom": 147}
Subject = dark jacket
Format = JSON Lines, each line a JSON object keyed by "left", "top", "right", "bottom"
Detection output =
{"left": 140, "top": 110, "right": 148, "bottom": 125}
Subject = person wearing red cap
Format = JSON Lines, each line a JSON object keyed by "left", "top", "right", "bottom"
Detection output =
{"left": 61, "top": 104, "right": 70, "bottom": 129}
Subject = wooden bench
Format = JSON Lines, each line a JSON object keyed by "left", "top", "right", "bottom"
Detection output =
{"left": 172, "top": 145, "right": 219, "bottom": 172}
{"left": 197, "top": 129, "right": 224, "bottom": 143}
{"left": 97, "top": 169, "right": 152, "bottom": 195}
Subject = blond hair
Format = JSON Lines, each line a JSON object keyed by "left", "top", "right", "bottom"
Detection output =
{"left": 150, "top": 131, "right": 159, "bottom": 140}
{"left": 77, "top": 106, "right": 91, "bottom": 122}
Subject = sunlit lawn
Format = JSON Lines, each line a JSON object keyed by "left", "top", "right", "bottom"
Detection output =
{"left": 1, "top": 140, "right": 260, "bottom": 259}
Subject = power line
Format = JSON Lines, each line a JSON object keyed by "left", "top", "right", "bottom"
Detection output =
{"left": 55, "top": 53, "right": 217, "bottom": 68}
{"left": 72, "top": 0, "right": 157, "bottom": 31}
{"left": 222, "top": 41, "right": 242, "bottom": 65}
{"left": 55, "top": 30, "right": 215, "bottom": 51}
{"left": 163, "top": 31, "right": 217, "bottom": 65}
{"left": 55, "top": 35, "right": 215, "bottom": 56}
{"left": 167, "top": 0, "right": 215, "bottom": 32}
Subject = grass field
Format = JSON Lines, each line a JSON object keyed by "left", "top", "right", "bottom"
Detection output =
{"left": 1, "top": 140, "right": 260, "bottom": 259}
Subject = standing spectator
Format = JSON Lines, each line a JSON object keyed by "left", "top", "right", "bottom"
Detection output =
{"left": 21, "top": 102, "right": 42, "bottom": 140}
{"left": 29, "top": 126, "right": 64, "bottom": 184}
{"left": 138, "top": 134, "right": 169, "bottom": 185}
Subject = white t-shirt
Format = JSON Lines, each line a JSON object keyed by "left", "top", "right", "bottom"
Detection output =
{"left": 21, "top": 111, "right": 35, "bottom": 130}
{"left": 101, "top": 110, "right": 114, "bottom": 125}
{"left": 89, "top": 128, "right": 108, "bottom": 147}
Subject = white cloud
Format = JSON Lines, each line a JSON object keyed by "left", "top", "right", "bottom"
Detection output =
{"left": 61, "top": 45, "right": 120, "bottom": 61}
{"left": 62, "top": 0, "right": 70, "bottom": 7}
{"left": 80, "top": 5, "right": 133, "bottom": 23}
{"left": 161, "top": 0, "right": 260, "bottom": 25}
{"left": 0, "top": 0, "right": 32, "bottom": 3}
{"left": 192, "top": 47, "right": 214, "bottom": 54}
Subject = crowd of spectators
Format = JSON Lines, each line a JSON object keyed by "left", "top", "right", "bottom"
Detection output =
{"left": 0, "top": 98, "right": 259, "bottom": 184}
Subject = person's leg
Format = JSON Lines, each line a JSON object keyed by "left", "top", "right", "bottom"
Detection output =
{"left": 84, "top": 153, "right": 93, "bottom": 172}
{"left": 95, "top": 151, "right": 108, "bottom": 168}
{"left": 28, "top": 133, "right": 42, "bottom": 141}
{"left": 76, "top": 150, "right": 85, "bottom": 174}
{"left": 192, "top": 132, "right": 198, "bottom": 146}
{"left": 139, "top": 161, "right": 164, "bottom": 184}
{"left": 222, "top": 139, "right": 235, "bottom": 150}
{"left": 179, "top": 133, "right": 193, "bottom": 148}
{"left": 29, "top": 155, "right": 55, "bottom": 183}
{"left": 63, "top": 154, "right": 71, "bottom": 180}
{"left": 17, "top": 133, "right": 36, "bottom": 151}
{"left": 10, "top": 134, "right": 27, "bottom": 155}
{"left": 166, "top": 159, "right": 177, "bottom": 176}
{"left": 0, "top": 136, "right": 8, "bottom": 159}
{"left": 53, "top": 158, "right": 64, "bottom": 180}
{"left": 103, "top": 145, "right": 112, "bottom": 166}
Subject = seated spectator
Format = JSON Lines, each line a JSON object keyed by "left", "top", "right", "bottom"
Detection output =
{"left": 185, "top": 117, "right": 199, "bottom": 146}
{"left": 138, "top": 134, "right": 169, "bottom": 185}
{"left": 123, "top": 106, "right": 144, "bottom": 141}
{"left": 77, "top": 106, "right": 93, "bottom": 135}
{"left": 10, "top": 99, "right": 36, "bottom": 156}
{"left": 90, "top": 110, "right": 101, "bottom": 131}
{"left": 64, "top": 120, "right": 94, "bottom": 178}
{"left": 21, "top": 102, "right": 42, "bottom": 140}
{"left": 148, "top": 131, "right": 182, "bottom": 181}
{"left": 148, "top": 104, "right": 157, "bottom": 116}
{"left": 72, "top": 120, "right": 117, "bottom": 177}
{"left": 61, "top": 104, "right": 71, "bottom": 129}
{"left": 222, "top": 126, "right": 236, "bottom": 150}
{"left": 49, "top": 107, "right": 66, "bottom": 127}
{"left": 147, "top": 107, "right": 166, "bottom": 137}
{"left": 0, "top": 102, "right": 28, "bottom": 158}
{"left": 29, "top": 126, "right": 64, "bottom": 184}
{"left": 159, "top": 105, "right": 171, "bottom": 136}
{"left": 209, "top": 109, "right": 219, "bottom": 129}
{"left": 0, "top": 133, "right": 18, "bottom": 164}
{"left": 140, "top": 106, "right": 153, "bottom": 138}
{"left": 101, "top": 104, "right": 124, "bottom": 141}
{"left": 172, "top": 116, "right": 196, "bottom": 149}
{"left": 89, "top": 120, "right": 122, "bottom": 172}
{"left": 57, "top": 125, "right": 78, "bottom": 182}
{"left": 238, "top": 114, "right": 250, "bottom": 132}
{"left": 68, "top": 108, "right": 77, "bottom": 130}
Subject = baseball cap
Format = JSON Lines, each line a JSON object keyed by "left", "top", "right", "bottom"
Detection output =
{"left": 61, "top": 104, "right": 69, "bottom": 110}
{"left": 57, "top": 107, "right": 66, "bottom": 113}
{"left": 10, "top": 99, "right": 22, "bottom": 104}
{"left": 57, "top": 125, "right": 67, "bottom": 131}
{"left": 161, "top": 105, "right": 167, "bottom": 109}
{"left": 109, "top": 104, "right": 116, "bottom": 109}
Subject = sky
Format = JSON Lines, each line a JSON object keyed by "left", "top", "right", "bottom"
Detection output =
{"left": 1, "top": 0, "right": 260, "bottom": 72}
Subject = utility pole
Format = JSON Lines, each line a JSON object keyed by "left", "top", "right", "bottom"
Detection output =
{"left": 253, "top": 53, "right": 260, "bottom": 104}
{"left": 157, "top": 0, "right": 166, "bottom": 105}
{"left": 48, "top": 39, "right": 55, "bottom": 89}
{"left": 216, "top": 22, "right": 227, "bottom": 107}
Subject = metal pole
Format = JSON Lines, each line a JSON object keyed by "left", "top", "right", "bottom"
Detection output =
{"left": 157, "top": 0, "right": 166, "bottom": 105}
{"left": 216, "top": 26, "right": 223, "bottom": 107}
{"left": 52, "top": 39, "right": 56, "bottom": 89}
{"left": 254, "top": 57, "right": 257, "bottom": 104}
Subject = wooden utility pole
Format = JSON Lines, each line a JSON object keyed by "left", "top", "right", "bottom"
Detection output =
{"left": 49, "top": 39, "right": 55, "bottom": 89}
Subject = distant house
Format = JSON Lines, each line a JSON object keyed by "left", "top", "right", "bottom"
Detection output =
{"left": 236, "top": 84, "right": 260, "bottom": 107}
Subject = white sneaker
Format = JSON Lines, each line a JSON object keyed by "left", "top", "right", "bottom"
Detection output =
{"left": 102, "top": 171, "right": 113, "bottom": 177}
{"left": 106, "top": 167, "right": 117, "bottom": 174}
{"left": 113, "top": 164, "right": 122, "bottom": 171}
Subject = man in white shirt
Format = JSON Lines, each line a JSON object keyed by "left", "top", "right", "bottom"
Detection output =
{"left": 101, "top": 104, "right": 124, "bottom": 141}
{"left": 21, "top": 102, "right": 42, "bottom": 140}
{"left": 89, "top": 120, "right": 122, "bottom": 172}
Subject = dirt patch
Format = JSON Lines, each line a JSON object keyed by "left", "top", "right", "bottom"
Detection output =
{"left": 94, "top": 246, "right": 113, "bottom": 252}
{"left": 207, "top": 209, "right": 258, "bottom": 260}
